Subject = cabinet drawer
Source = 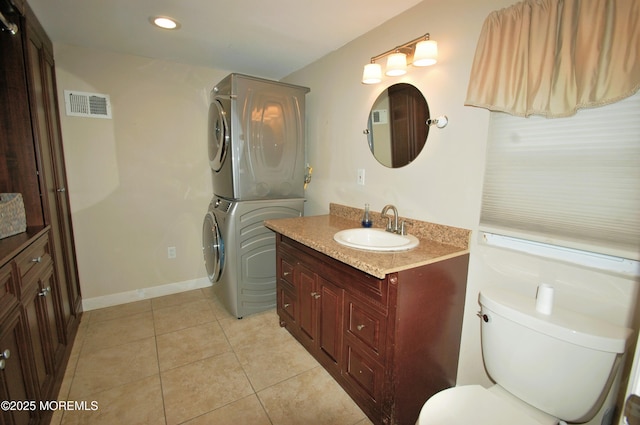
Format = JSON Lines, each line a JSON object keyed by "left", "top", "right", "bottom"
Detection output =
{"left": 278, "top": 286, "right": 297, "bottom": 324}
{"left": 343, "top": 343, "right": 384, "bottom": 405}
{"left": 280, "top": 258, "right": 295, "bottom": 287}
{"left": 14, "top": 234, "right": 51, "bottom": 281}
{"left": 345, "top": 293, "right": 386, "bottom": 358}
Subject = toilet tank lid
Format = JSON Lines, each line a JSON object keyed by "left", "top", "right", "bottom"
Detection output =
{"left": 479, "top": 287, "right": 633, "bottom": 353}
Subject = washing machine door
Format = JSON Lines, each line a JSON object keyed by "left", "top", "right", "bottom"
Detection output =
{"left": 243, "top": 88, "right": 306, "bottom": 198}
{"left": 202, "top": 211, "right": 224, "bottom": 282}
{"left": 208, "top": 97, "right": 229, "bottom": 172}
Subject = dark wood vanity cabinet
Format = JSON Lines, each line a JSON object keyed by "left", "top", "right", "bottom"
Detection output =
{"left": 1, "top": 1, "right": 82, "bottom": 424}
{"left": 275, "top": 234, "right": 469, "bottom": 425}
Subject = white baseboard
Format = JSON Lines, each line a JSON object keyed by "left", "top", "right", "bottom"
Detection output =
{"left": 82, "top": 277, "right": 212, "bottom": 311}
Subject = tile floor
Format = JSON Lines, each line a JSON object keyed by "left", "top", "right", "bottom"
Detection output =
{"left": 51, "top": 287, "right": 373, "bottom": 425}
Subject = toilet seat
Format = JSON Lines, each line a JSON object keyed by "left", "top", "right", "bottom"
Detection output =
{"left": 416, "top": 385, "right": 558, "bottom": 425}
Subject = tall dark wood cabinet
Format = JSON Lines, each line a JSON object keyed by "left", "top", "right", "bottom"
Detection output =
{"left": 0, "top": 1, "right": 82, "bottom": 424}
{"left": 23, "top": 2, "right": 82, "bottom": 333}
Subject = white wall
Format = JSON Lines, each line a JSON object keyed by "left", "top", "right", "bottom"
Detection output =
{"left": 54, "top": 45, "right": 227, "bottom": 304}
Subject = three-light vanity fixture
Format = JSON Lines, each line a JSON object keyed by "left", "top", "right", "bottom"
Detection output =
{"left": 362, "top": 33, "right": 438, "bottom": 84}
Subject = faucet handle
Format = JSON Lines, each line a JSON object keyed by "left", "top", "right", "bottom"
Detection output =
{"left": 400, "top": 220, "right": 412, "bottom": 235}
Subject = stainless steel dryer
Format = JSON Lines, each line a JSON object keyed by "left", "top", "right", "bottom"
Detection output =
{"left": 202, "top": 197, "right": 304, "bottom": 318}
{"left": 208, "top": 73, "right": 310, "bottom": 200}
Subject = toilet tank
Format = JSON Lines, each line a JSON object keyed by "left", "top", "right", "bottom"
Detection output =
{"left": 479, "top": 287, "right": 632, "bottom": 422}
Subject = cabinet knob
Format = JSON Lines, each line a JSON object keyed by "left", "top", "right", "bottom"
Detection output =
{"left": 0, "top": 349, "right": 8, "bottom": 370}
{"left": 283, "top": 303, "right": 290, "bottom": 309}
{"left": 283, "top": 271, "right": 291, "bottom": 277}
{"left": 31, "top": 256, "right": 42, "bottom": 263}
{"left": 356, "top": 324, "right": 365, "bottom": 331}
{"left": 57, "top": 187, "right": 66, "bottom": 192}
{"left": 38, "top": 286, "right": 51, "bottom": 297}
{"left": 310, "top": 292, "right": 321, "bottom": 299}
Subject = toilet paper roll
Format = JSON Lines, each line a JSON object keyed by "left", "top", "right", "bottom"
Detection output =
{"left": 536, "top": 283, "right": 554, "bottom": 315}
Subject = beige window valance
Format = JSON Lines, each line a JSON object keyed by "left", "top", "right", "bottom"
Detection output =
{"left": 465, "top": 0, "right": 640, "bottom": 118}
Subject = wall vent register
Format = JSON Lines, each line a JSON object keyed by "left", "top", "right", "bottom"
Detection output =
{"left": 64, "top": 90, "right": 112, "bottom": 119}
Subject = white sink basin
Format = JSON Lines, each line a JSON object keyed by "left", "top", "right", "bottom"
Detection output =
{"left": 333, "top": 228, "right": 419, "bottom": 252}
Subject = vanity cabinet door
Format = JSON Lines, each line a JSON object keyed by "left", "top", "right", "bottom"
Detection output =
{"left": 0, "top": 307, "right": 39, "bottom": 425}
{"left": 297, "top": 267, "right": 343, "bottom": 373}
{"left": 297, "top": 264, "right": 317, "bottom": 346}
{"left": 316, "top": 277, "right": 343, "bottom": 368}
{"left": 19, "top": 258, "right": 64, "bottom": 403}
{"left": 21, "top": 279, "right": 53, "bottom": 402}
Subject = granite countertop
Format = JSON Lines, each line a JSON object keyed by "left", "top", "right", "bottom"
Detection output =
{"left": 264, "top": 203, "right": 471, "bottom": 279}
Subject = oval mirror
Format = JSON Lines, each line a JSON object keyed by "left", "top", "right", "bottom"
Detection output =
{"left": 366, "top": 83, "right": 430, "bottom": 168}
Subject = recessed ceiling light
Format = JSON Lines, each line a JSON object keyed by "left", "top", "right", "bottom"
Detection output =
{"left": 150, "top": 16, "right": 181, "bottom": 30}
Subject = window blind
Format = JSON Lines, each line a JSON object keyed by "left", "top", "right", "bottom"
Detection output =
{"left": 480, "top": 92, "right": 640, "bottom": 261}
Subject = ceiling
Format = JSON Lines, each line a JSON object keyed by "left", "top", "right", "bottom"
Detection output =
{"left": 25, "top": 0, "right": 425, "bottom": 80}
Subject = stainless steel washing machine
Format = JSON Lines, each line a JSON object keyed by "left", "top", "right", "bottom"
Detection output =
{"left": 202, "top": 197, "right": 304, "bottom": 318}
{"left": 208, "top": 73, "right": 310, "bottom": 200}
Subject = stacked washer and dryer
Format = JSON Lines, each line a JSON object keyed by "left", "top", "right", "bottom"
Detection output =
{"left": 202, "top": 74, "right": 309, "bottom": 319}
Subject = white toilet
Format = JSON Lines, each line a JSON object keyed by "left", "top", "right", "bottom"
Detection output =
{"left": 417, "top": 287, "right": 633, "bottom": 425}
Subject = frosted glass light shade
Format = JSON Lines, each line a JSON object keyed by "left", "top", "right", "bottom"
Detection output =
{"left": 413, "top": 40, "right": 438, "bottom": 66}
{"left": 362, "top": 63, "right": 382, "bottom": 84}
{"left": 385, "top": 52, "right": 407, "bottom": 76}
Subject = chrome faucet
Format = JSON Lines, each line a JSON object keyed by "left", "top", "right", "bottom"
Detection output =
{"left": 381, "top": 204, "right": 399, "bottom": 234}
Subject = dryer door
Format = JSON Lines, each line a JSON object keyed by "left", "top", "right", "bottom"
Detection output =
{"left": 202, "top": 211, "right": 224, "bottom": 282}
{"left": 208, "top": 98, "right": 229, "bottom": 172}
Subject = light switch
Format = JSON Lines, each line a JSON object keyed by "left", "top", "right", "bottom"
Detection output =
{"left": 357, "top": 169, "right": 365, "bottom": 185}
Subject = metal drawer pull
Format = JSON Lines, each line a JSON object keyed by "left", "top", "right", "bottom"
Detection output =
{"left": 38, "top": 286, "right": 51, "bottom": 297}
{"left": 357, "top": 324, "right": 365, "bottom": 331}
{"left": 283, "top": 303, "right": 290, "bottom": 308}
{"left": 0, "top": 349, "right": 9, "bottom": 370}
{"left": 283, "top": 271, "right": 291, "bottom": 277}
{"left": 310, "top": 292, "right": 321, "bottom": 299}
{"left": 57, "top": 187, "right": 66, "bottom": 192}
{"left": 31, "top": 256, "right": 42, "bottom": 263}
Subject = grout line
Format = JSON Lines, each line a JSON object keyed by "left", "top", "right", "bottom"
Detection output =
{"left": 150, "top": 304, "right": 169, "bottom": 425}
